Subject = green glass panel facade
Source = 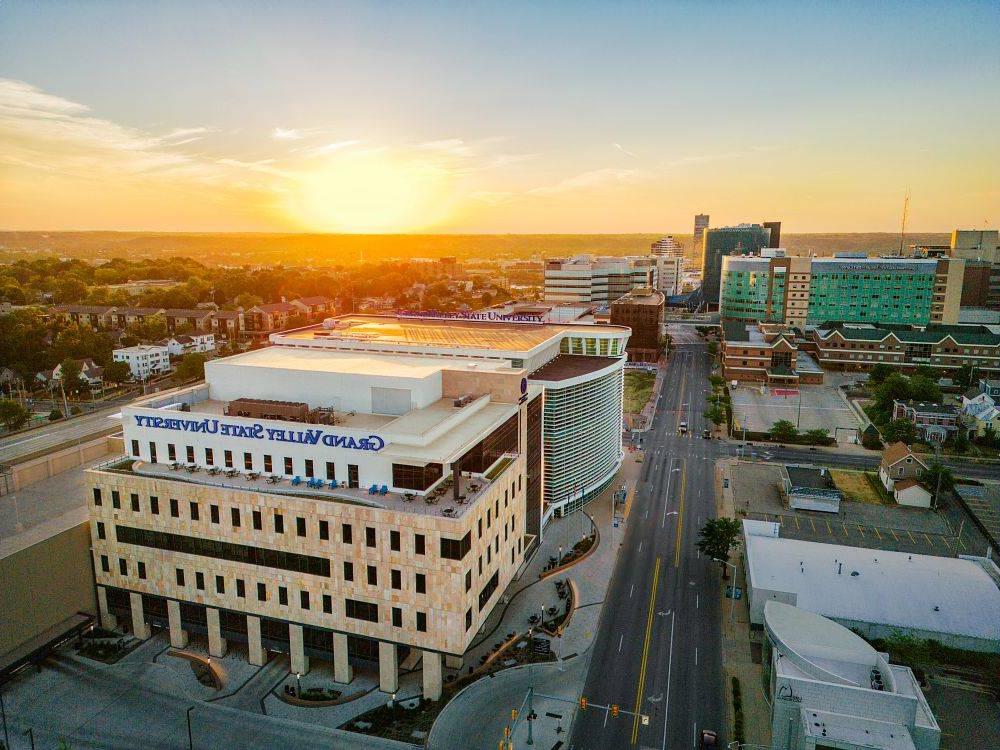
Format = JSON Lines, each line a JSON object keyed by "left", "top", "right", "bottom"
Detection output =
{"left": 806, "top": 268, "right": 935, "bottom": 326}
{"left": 719, "top": 269, "right": 785, "bottom": 322}
{"left": 701, "top": 225, "right": 771, "bottom": 305}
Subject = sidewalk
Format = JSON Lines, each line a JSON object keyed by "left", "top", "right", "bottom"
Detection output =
{"left": 428, "top": 455, "right": 641, "bottom": 748}
{"left": 717, "top": 458, "right": 773, "bottom": 749}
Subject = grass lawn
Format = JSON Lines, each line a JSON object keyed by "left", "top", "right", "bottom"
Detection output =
{"left": 830, "top": 469, "right": 891, "bottom": 505}
{"left": 624, "top": 370, "right": 656, "bottom": 414}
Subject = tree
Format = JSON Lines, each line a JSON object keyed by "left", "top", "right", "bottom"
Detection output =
{"left": 919, "top": 463, "right": 954, "bottom": 506}
{"left": 695, "top": 518, "right": 742, "bottom": 578}
{"left": 709, "top": 375, "right": 725, "bottom": 389}
{"left": 951, "top": 429, "right": 969, "bottom": 454}
{"left": 103, "top": 360, "right": 132, "bottom": 385}
{"left": 770, "top": 419, "right": 798, "bottom": 443}
{"left": 48, "top": 408, "right": 63, "bottom": 421}
{"left": 981, "top": 425, "right": 999, "bottom": 449}
{"left": 0, "top": 399, "right": 31, "bottom": 430}
{"left": 175, "top": 353, "right": 207, "bottom": 381}
{"left": 706, "top": 341, "right": 718, "bottom": 356}
{"left": 234, "top": 293, "right": 263, "bottom": 310}
{"left": 867, "top": 363, "right": 895, "bottom": 386}
{"left": 804, "top": 428, "right": 831, "bottom": 445}
{"left": 704, "top": 404, "right": 726, "bottom": 426}
{"left": 873, "top": 373, "right": 913, "bottom": 416}
{"left": 908, "top": 375, "right": 941, "bottom": 403}
{"left": 58, "top": 358, "right": 88, "bottom": 396}
{"left": 953, "top": 364, "right": 974, "bottom": 389}
{"left": 912, "top": 365, "right": 938, "bottom": 381}
{"left": 882, "top": 419, "right": 917, "bottom": 445}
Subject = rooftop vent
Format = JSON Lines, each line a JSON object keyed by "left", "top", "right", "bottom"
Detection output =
{"left": 453, "top": 394, "right": 475, "bottom": 408}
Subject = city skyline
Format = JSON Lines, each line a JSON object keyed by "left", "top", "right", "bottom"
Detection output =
{"left": 1, "top": 1, "right": 998, "bottom": 234}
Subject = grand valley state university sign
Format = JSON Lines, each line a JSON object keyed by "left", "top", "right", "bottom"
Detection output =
{"left": 133, "top": 415, "right": 385, "bottom": 451}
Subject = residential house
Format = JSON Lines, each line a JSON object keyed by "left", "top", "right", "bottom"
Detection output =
{"left": 877, "top": 442, "right": 933, "bottom": 507}
{"left": 978, "top": 378, "right": 1000, "bottom": 399}
{"left": 112, "top": 307, "right": 165, "bottom": 329}
{"left": 50, "top": 304, "right": 116, "bottom": 329}
{"left": 209, "top": 310, "right": 244, "bottom": 340}
{"left": 163, "top": 308, "right": 214, "bottom": 333}
{"left": 112, "top": 345, "right": 171, "bottom": 380}
{"left": 245, "top": 302, "right": 298, "bottom": 336}
{"left": 36, "top": 359, "right": 105, "bottom": 391}
{"left": 290, "top": 296, "right": 333, "bottom": 317}
{"left": 160, "top": 333, "right": 216, "bottom": 357}
{"left": 891, "top": 400, "right": 959, "bottom": 444}
{"left": 961, "top": 391, "right": 999, "bottom": 438}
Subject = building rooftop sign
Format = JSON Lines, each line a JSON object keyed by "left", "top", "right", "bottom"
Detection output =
{"left": 396, "top": 309, "right": 545, "bottom": 324}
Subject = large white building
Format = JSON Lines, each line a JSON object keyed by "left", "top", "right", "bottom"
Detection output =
{"left": 112, "top": 344, "right": 171, "bottom": 380}
{"left": 653, "top": 255, "right": 683, "bottom": 296}
{"left": 89, "top": 313, "right": 629, "bottom": 699}
{"left": 543, "top": 256, "right": 656, "bottom": 305}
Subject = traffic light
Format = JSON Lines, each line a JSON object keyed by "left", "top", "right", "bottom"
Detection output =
{"left": 611, "top": 704, "right": 620, "bottom": 718}
{"left": 579, "top": 697, "right": 588, "bottom": 711}
{"left": 511, "top": 709, "right": 518, "bottom": 722}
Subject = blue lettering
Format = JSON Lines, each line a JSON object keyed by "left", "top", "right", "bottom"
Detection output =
{"left": 367, "top": 435, "right": 385, "bottom": 451}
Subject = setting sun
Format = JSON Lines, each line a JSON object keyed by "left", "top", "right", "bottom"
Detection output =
{"left": 286, "top": 151, "right": 457, "bottom": 233}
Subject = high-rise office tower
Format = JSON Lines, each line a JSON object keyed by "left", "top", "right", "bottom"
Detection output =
{"left": 700, "top": 223, "right": 772, "bottom": 308}
{"left": 693, "top": 214, "right": 710, "bottom": 251}
{"left": 650, "top": 236, "right": 684, "bottom": 257}
{"left": 763, "top": 221, "right": 782, "bottom": 249}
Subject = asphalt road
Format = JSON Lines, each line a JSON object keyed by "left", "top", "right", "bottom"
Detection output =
{"left": 571, "top": 340, "right": 728, "bottom": 750}
{"left": 0, "top": 404, "right": 124, "bottom": 465}
{"left": 755, "top": 445, "right": 1000, "bottom": 482}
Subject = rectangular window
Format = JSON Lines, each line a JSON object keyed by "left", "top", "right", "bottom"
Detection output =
{"left": 345, "top": 598, "right": 378, "bottom": 623}
{"left": 300, "top": 591, "right": 310, "bottom": 610}
{"left": 416, "top": 611, "right": 427, "bottom": 632}
{"left": 392, "top": 607, "right": 402, "bottom": 627}
{"left": 367, "top": 565, "right": 378, "bottom": 586}
{"left": 322, "top": 594, "right": 332, "bottom": 614}
{"left": 257, "top": 582, "right": 267, "bottom": 601}
{"left": 414, "top": 533, "right": 425, "bottom": 555}
{"left": 325, "top": 461, "right": 336, "bottom": 481}
{"left": 224, "top": 450, "right": 233, "bottom": 468}
{"left": 97, "top": 521, "right": 106, "bottom": 540}
{"left": 231, "top": 508, "right": 241, "bottom": 528}
{"left": 176, "top": 568, "right": 185, "bottom": 586}
{"left": 319, "top": 520, "right": 329, "bottom": 541}
{"left": 284, "top": 457, "right": 293, "bottom": 475}
{"left": 342, "top": 523, "right": 353, "bottom": 544}
{"left": 274, "top": 513, "right": 284, "bottom": 534}
{"left": 347, "top": 464, "right": 359, "bottom": 488}
{"left": 138, "top": 561, "right": 146, "bottom": 580}
{"left": 130, "top": 493, "right": 140, "bottom": 512}
{"left": 479, "top": 572, "right": 499, "bottom": 611}
{"left": 440, "top": 531, "right": 472, "bottom": 561}
{"left": 93, "top": 488, "right": 102, "bottom": 506}
{"left": 305, "top": 459, "right": 314, "bottom": 478}
{"left": 195, "top": 571, "right": 205, "bottom": 590}
{"left": 170, "top": 498, "right": 179, "bottom": 518}
{"left": 278, "top": 586, "right": 288, "bottom": 606}
{"left": 168, "top": 444, "right": 176, "bottom": 462}
{"left": 296, "top": 517, "right": 306, "bottom": 537}
{"left": 215, "top": 575, "right": 225, "bottom": 594}
{"left": 131, "top": 439, "right": 140, "bottom": 457}
{"left": 487, "top": 508, "right": 491, "bottom": 528}
{"left": 112, "top": 490, "right": 121, "bottom": 509}
{"left": 244, "top": 452, "right": 252, "bottom": 470}
{"left": 478, "top": 518, "right": 482, "bottom": 539}
{"left": 100, "top": 554, "right": 110, "bottom": 572}
{"left": 149, "top": 442, "right": 157, "bottom": 463}
{"left": 390, "top": 530, "right": 400, "bottom": 551}
{"left": 466, "top": 608, "right": 473, "bottom": 631}
{"left": 210, "top": 505, "right": 220, "bottom": 524}
{"left": 465, "top": 570, "right": 471, "bottom": 592}
{"left": 263, "top": 454, "right": 273, "bottom": 473}
{"left": 118, "top": 558, "right": 128, "bottom": 576}
{"left": 391, "top": 569, "right": 401, "bottom": 590}
{"left": 186, "top": 446, "right": 194, "bottom": 464}
{"left": 416, "top": 573, "right": 426, "bottom": 594}
{"left": 252, "top": 510, "right": 262, "bottom": 530}
{"left": 205, "top": 448, "right": 214, "bottom": 465}
{"left": 365, "top": 527, "right": 376, "bottom": 548}
{"left": 236, "top": 579, "right": 246, "bottom": 598}
{"left": 343, "top": 561, "right": 354, "bottom": 582}
{"left": 190, "top": 501, "right": 200, "bottom": 521}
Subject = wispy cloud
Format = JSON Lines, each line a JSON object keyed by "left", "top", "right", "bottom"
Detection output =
{"left": 612, "top": 142, "right": 637, "bottom": 158}
{"left": 528, "top": 168, "right": 647, "bottom": 196}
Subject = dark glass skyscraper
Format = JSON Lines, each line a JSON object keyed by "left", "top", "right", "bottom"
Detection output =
{"left": 700, "top": 223, "right": 773, "bottom": 307}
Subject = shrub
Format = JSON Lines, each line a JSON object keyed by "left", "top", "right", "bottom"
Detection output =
{"left": 49, "top": 408, "right": 63, "bottom": 421}
{"left": 731, "top": 676, "right": 745, "bottom": 744}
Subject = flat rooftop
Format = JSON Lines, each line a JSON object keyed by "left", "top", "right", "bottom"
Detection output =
{"left": 745, "top": 522, "right": 1000, "bottom": 643}
{"left": 529, "top": 355, "right": 619, "bottom": 382}
{"left": 272, "top": 314, "right": 628, "bottom": 353}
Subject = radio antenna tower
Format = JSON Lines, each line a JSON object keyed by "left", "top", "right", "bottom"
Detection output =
{"left": 898, "top": 189, "right": 910, "bottom": 255}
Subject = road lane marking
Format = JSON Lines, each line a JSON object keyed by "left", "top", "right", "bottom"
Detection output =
{"left": 659, "top": 610, "right": 676, "bottom": 750}
{"left": 873, "top": 527, "right": 882, "bottom": 541}
{"left": 907, "top": 530, "right": 916, "bottom": 544}
{"left": 696, "top": 594, "right": 699, "bottom": 609}
{"left": 639, "top": 541, "right": 643, "bottom": 553}
{"left": 890, "top": 529, "right": 899, "bottom": 542}
{"left": 619, "top": 633, "right": 624, "bottom": 652}
{"left": 924, "top": 533, "right": 934, "bottom": 547}
{"left": 857, "top": 525, "right": 865, "bottom": 538}
{"left": 694, "top": 647, "right": 698, "bottom": 665}
{"left": 632, "top": 556, "right": 661, "bottom": 745}
{"left": 674, "top": 462, "right": 687, "bottom": 568}
{"left": 630, "top": 584, "right": 634, "bottom": 599}
{"left": 825, "top": 519, "right": 833, "bottom": 535}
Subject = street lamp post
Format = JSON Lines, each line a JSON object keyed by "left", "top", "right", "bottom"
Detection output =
{"left": 713, "top": 558, "right": 739, "bottom": 625}
{"left": 557, "top": 544, "right": 563, "bottom": 567}
{"left": 296, "top": 672, "right": 302, "bottom": 697}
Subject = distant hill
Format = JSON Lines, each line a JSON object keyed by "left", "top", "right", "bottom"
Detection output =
{"left": 0, "top": 231, "right": 951, "bottom": 266}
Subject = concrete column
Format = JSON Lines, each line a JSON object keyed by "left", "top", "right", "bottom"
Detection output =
{"left": 206, "top": 607, "right": 227, "bottom": 657}
{"left": 96, "top": 586, "right": 117, "bottom": 630}
{"left": 289, "top": 623, "right": 310, "bottom": 676}
{"left": 166, "top": 599, "right": 188, "bottom": 648}
{"left": 332, "top": 632, "right": 353, "bottom": 684}
{"left": 128, "top": 592, "right": 150, "bottom": 639}
{"left": 445, "top": 654, "right": 463, "bottom": 670}
{"left": 422, "top": 651, "right": 442, "bottom": 701}
{"left": 246, "top": 615, "right": 265, "bottom": 666}
{"left": 378, "top": 641, "right": 398, "bottom": 694}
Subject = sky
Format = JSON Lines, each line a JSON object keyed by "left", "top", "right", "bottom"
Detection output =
{"left": 0, "top": 0, "right": 997, "bottom": 234}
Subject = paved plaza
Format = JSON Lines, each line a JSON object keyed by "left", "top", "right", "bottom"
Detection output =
{"left": 730, "top": 382, "right": 861, "bottom": 440}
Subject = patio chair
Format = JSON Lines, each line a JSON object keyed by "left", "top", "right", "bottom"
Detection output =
{"left": 380, "top": 484, "right": 389, "bottom": 495}
{"left": 290, "top": 476, "right": 302, "bottom": 486}
{"left": 329, "top": 480, "right": 338, "bottom": 489}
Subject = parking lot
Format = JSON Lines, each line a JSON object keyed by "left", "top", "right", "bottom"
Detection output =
{"left": 730, "top": 382, "right": 861, "bottom": 441}
{"left": 730, "top": 462, "right": 979, "bottom": 556}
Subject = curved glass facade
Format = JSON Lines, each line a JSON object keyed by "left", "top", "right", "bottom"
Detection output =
{"left": 541, "top": 364, "right": 624, "bottom": 515}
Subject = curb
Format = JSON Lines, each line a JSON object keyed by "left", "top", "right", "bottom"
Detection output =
{"left": 538, "top": 515, "right": 599, "bottom": 580}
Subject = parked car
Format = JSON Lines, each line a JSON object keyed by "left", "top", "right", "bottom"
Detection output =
{"left": 702, "top": 429, "right": 711, "bottom": 439}
{"left": 700, "top": 729, "right": 718, "bottom": 749}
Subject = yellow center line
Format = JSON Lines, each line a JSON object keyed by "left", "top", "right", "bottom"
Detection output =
{"left": 873, "top": 527, "right": 882, "bottom": 541}
{"left": 890, "top": 529, "right": 899, "bottom": 542}
{"left": 674, "top": 463, "right": 687, "bottom": 568}
{"left": 631, "top": 556, "right": 661, "bottom": 745}
{"left": 675, "top": 369, "right": 688, "bottom": 431}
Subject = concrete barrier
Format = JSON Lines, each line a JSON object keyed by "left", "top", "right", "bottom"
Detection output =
{"left": 10, "top": 433, "right": 122, "bottom": 492}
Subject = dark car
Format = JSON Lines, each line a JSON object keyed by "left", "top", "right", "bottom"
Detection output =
{"left": 702, "top": 429, "right": 711, "bottom": 439}
{"left": 700, "top": 729, "right": 718, "bottom": 749}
